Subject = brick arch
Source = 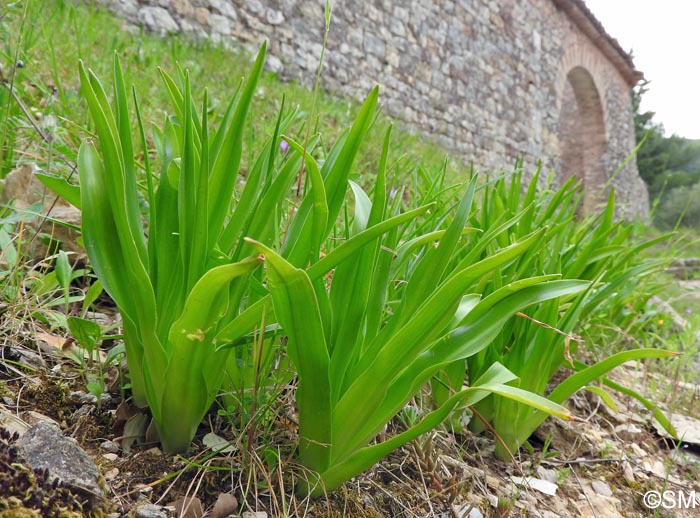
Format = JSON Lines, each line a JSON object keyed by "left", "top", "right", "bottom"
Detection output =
{"left": 556, "top": 54, "right": 609, "bottom": 212}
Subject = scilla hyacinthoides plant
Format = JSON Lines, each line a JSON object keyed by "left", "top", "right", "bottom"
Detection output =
{"left": 71, "top": 42, "right": 347, "bottom": 452}
{"left": 74, "top": 43, "right": 416, "bottom": 453}
{"left": 244, "top": 132, "right": 591, "bottom": 495}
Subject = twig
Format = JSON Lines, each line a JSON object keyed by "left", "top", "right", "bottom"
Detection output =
{"left": 571, "top": 466, "right": 597, "bottom": 518}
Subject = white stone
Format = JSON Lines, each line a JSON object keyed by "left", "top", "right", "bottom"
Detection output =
{"left": 266, "top": 54, "right": 283, "bottom": 74}
{"left": 209, "top": 0, "right": 238, "bottom": 20}
{"left": 138, "top": 6, "right": 179, "bottom": 33}
{"left": 510, "top": 476, "right": 557, "bottom": 496}
{"left": 209, "top": 13, "right": 232, "bottom": 35}
{"left": 655, "top": 413, "right": 700, "bottom": 446}
{"left": 265, "top": 8, "right": 284, "bottom": 25}
{"left": 591, "top": 479, "right": 613, "bottom": 497}
{"left": 245, "top": 0, "right": 264, "bottom": 16}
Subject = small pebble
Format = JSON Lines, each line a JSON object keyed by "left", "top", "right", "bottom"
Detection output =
{"left": 70, "top": 391, "right": 98, "bottom": 404}
{"left": 102, "top": 453, "right": 118, "bottom": 461}
{"left": 135, "top": 503, "right": 167, "bottom": 518}
{"left": 100, "top": 440, "right": 120, "bottom": 453}
{"left": 591, "top": 479, "right": 613, "bottom": 497}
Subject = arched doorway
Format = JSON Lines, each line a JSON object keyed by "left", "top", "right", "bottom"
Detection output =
{"left": 557, "top": 66, "right": 607, "bottom": 212}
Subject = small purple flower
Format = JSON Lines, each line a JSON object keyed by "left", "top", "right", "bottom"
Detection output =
{"left": 16, "top": 60, "right": 24, "bottom": 69}
{"left": 685, "top": 308, "right": 693, "bottom": 315}
{"left": 389, "top": 187, "right": 398, "bottom": 201}
{"left": 280, "top": 139, "right": 289, "bottom": 154}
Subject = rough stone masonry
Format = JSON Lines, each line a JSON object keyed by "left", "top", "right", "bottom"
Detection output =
{"left": 96, "top": 0, "right": 649, "bottom": 217}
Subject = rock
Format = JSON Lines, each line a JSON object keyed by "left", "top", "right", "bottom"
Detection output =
{"left": 100, "top": 439, "right": 120, "bottom": 453}
{"left": 83, "top": 310, "right": 118, "bottom": 327}
{"left": 245, "top": 0, "right": 264, "bottom": 16}
{"left": 69, "top": 390, "right": 111, "bottom": 405}
{"left": 510, "top": 476, "right": 557, "bottom": 496}
{"left": 202, "top": 431, "right": 236, "bottom": 453}
{"left": 364, "top": 33, "right": 386, "bottom": 58}
{"left": 19, "top": 410, "right": 60, "bottom": 429}
{"left": 0, "top": 163, "right": 83, "bottom": 261}
{"left": 242, "top": 512, "right": 268, "bottom": 518}
{"left": 265, "top": 8, "right": 284, "bottom": 25}
{"left": 17, "top": 422, "right": 104, "bottom": 497}
{"left": 70, "top": 404, "right": 95, "bottom": 425}
{"left": 453, "top": 503, "right": 484, "bottom": 518}
{"left": 0, "top": 408, "right": 30, "bottom": 437}
{"left": 135, "top": 503, "right": 168, "bottom": 518}
{"left": 210, "top": 0, "right": 238, "bottom": 20}
{"left": 642, "top": 459, "right": 667, "bottom": 478}
{"left": 266, "top": 54, "right": 283, "bottom": 74}
{"left": 667, "top": 258, "right": 700, "bottom": 278}
{"left": 0, "top": 345, "right": 46, "bottom": 370}
{"left": 485, "top": 474, "right": 500, "bottom": 489}
{"left": 485, "top": 494, "right": 499, "bottom": 508}
{"left": 629, "top": 442, "right": 647, "bottom": 458}
{"left": 139, "top": 6, "right": 179, "bottom": 34}
{"left": 578, "top": 492, "right": 623, "bottom": 518}
{"left": 613, "top": 423, "right": 643, "bottom": 441}
{"left": 209, "top": 13, "right": 232, "bottom": 35}
{"left": 654, "top": 413, "right": 700, "bottom": 446}
{"left": 590, "top": 479, "right": 613, "bottom": 497}
{"left": 171, "top": 496, "right": 204, "bottom": 518}
{"left": 0, "top": 163, "right": 48, "bottom": 206}
{"left": 211, "top": 493, "right": 238, "bottom": 518}
{"left": 102, "top": 453, "right": 118, "bottom": 461}
{"left": 536, "top": 466, "right": 558, "bottom": 484}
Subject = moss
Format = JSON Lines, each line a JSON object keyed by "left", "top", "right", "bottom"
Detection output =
{"left": 23, "top": 377, "right": 73, "bottom": 423}
{"left": 0, "top": 429, "right": 109, "bottom": 518}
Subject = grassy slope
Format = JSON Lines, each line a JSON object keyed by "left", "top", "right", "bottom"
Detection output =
{"left": 0, "top": 0, "right": 463, "bottom": 188}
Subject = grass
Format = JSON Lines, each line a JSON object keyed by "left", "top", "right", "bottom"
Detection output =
{"left": 2, "top": 0, "right": 700, "bottom": 515}
{"left": 0, "top": 0, "right": 460, "bottom": 187}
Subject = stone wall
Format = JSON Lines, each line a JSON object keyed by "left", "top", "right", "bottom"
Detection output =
{"left": 95, "top": 0, "right": 650, "bottom": 217}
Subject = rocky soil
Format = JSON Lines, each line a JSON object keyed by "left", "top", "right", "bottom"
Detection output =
{"left": 2, "top": 312, "right": 700, "bottom": 518}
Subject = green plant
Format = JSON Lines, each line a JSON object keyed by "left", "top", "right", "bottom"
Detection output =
{"left": 440, "top": 171, "right": 676, "bottom": 459}
{"left": 74, "top": 45, "right": 284, "bottom": 453}
{"left": 66, "top": 314, "right": 125, "bottom": 404}
{"left": 245, "top": 143, "right": 590, "bottom": 496}
{"left": 71, "top": 41, "right": 425, "bottom": 454}
{"left": 654, "top": 181, "right": 700, "bottom": 229}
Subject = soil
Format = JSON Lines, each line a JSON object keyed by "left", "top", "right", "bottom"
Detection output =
{"left": 2, "top": 312, "right": 700, "bottom": 517}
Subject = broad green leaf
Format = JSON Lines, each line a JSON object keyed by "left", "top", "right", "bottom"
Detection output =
{"left": 548, "top": 348, "right": 677, "bottom": 404}
{"left": 245, "top": 240, "right": 332, "bottom": 473}
{"left": 67, "top": 316, "right": 102, "bottom": 353}
{"left": 35, "top": 171, "right": 82, "bottom": 209}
